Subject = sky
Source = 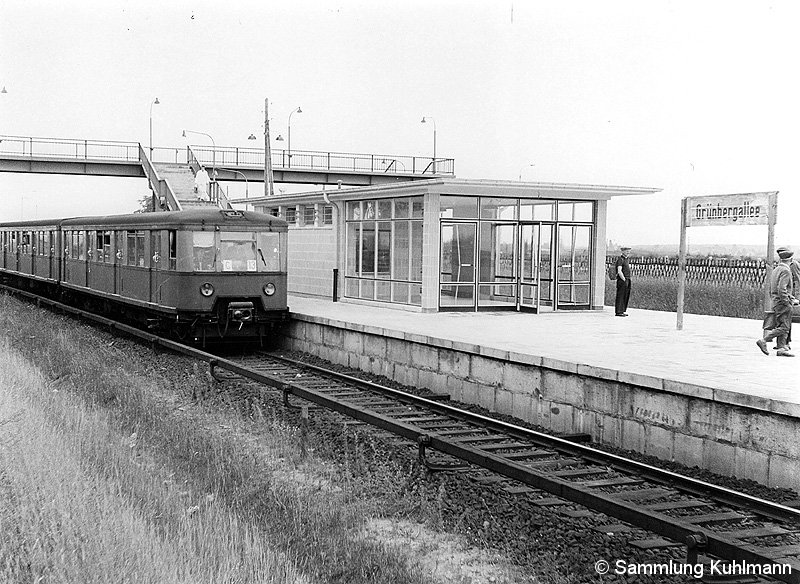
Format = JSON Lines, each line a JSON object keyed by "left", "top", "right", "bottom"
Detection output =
{"left": 1, "top": 0, "right": 797, "bottom": 250}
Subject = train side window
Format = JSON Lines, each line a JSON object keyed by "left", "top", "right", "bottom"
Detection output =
{"left": 10, "top": 231, "right": 17, "bottom": 254}
{"left": 99, "top": 231, "right": 112, "bottom": 262}
{"left": 77, "top": 231, "right": 86, "bottom": 261}
{"left": 126, "top": 230, "right": 145, "bottom": 267}
{"left": 115, "top": 231, "right": 124, "bottom": 262}
{"left": 168, "top": 230, "right": 177, "bottom": 270}
{"left": 192, "top": 231, "right": 216, "bottom": 272}
{"left": 21, "top": 232, "right": 30, "bottom": 255}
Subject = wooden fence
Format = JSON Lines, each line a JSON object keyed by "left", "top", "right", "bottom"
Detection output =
{"left": 606, "top": 256, "right": 767, "bottom": 287}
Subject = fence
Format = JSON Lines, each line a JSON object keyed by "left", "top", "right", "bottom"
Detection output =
{"left": 606, "top": 256, "right": 767, "bottom": 287}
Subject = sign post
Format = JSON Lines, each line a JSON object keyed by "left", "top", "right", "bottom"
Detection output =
{"left": 676, "top": 191, "right": 777, "bottom": 330}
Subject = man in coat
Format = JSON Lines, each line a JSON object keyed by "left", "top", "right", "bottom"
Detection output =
{"left": 614, "top": 246, "right": 632, "bottom": 317}
{"left": 757, "top": 246, "right": 799, "bottom": 357}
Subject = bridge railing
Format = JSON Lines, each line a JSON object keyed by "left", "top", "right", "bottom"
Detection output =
{"left": 188, "top": 145, "right": 455, "bottom": 176}
{"left": 0, "top": 135, "right": 140, "bottom": 161}
{"left": 0, "top": 135, "right": 456, "bottom": 176}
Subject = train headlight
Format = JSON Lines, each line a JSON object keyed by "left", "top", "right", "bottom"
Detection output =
{"left": 199, "top": 282, "right": 215, "bottom": 297}
{"left": 263, "top": 282, "right": 276, "bottom": 296}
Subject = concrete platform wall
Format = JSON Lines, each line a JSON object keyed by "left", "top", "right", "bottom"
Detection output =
{"left": 279, "top": 315, "right": 800, "bottom": 490}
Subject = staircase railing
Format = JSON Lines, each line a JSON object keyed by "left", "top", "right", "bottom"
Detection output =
{"left": 139, "top": 145, "right": 182, "bottom": 211}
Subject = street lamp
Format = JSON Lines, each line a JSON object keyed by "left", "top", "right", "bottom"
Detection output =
{"left": 220, "top": 168, "right": 249, "bottom": 199}
{"left": 1, "top": 87, "right": 7, "bottom": 94}
{"left": 518, "top": 163, "right": 535, "bottom": 181}
{"left": 182, "top": 129, "right": 216, "bottom": 175}
{"left": 420, "top": 116, "right": 436, "bottom": 174}
{"left": 149, "top": 97, "right": 160, "bottom": 155}
{"left": 287, "top": 106, "right": 302, "bottom": 166}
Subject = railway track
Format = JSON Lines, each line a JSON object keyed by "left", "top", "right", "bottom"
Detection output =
{"left": 5, "top": 283, "right": 800, "bottom": 582}
{"left": 223, "top": 352, "right": 800, "bottom": 583}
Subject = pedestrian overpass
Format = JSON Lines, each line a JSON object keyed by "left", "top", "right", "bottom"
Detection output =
{"left": 0, "top": 135, "right": 455, "bottom": 211}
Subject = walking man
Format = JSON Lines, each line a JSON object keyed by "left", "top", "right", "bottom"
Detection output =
{"left": 757, "top": 246, "right": 799, "bottom": 357}
{"left": 194, "top": 166, "right": 210, "bottom": 201}
{"left": 614, "top": 246, "right": 632, "bottom": 317}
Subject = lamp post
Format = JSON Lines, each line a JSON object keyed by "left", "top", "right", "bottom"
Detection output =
{"left": 220, "top": 168, "right": 249, "bottom": 200}
{"left": 518, "top": 163, "right": 535, "bottom": 181}
{"left": 420, "top": 116, "right": 436, "bottom": 174}
{"left": 182, "top": 129, "right": 216, "bottom": 175}
{"left": 287, "top": 106, "right": 302, "bottom": 166}
{"left": 149, "top": 97, "right": 160, "bottom": 155}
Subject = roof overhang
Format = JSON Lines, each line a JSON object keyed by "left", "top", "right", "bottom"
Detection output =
{"left": 232, "top": 178, "right": 661, "bottom": 206}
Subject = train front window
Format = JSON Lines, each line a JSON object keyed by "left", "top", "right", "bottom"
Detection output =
{"left": 192, "top": 232, "right": 216, "bottom": 272}
{"left": 257, "top": 232, "right": 284, "bottom": 272}
{"left": 220, "top": 232, "right": 258, "bottom": 272}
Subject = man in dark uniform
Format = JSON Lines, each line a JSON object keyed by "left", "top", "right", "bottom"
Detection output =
{"left": 757, "top": 246, "right": 799, "bottom": 357}
{"left": 614, "top": 246, "right": 632, "bottom": 317}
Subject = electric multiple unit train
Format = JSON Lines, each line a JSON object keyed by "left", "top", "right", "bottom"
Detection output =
{"left": 0, "top": 208, "right": 289, "bottom": 344}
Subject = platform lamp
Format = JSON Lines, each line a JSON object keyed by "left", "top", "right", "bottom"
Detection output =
{"left": 182, "top": 129, "right": 216, "bottom": 176}
{"left": 1, "top": 87, "right": 7, "bottom": 94}
{"left": 287, "top": 106, "right": 302, "bottom": 166}
{"left": 149, "top": 97, "right": 160, "bottom": 155}
{"left": 420, "top": 116, "right": 436, "bottom": 174}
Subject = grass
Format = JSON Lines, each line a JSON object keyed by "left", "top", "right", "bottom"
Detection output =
{"left": 605, "top": 277, "right": 764, "bottom": 319}
{"left": 0, "top": 343, "right": 297, "bottom": 584}
{"left": 0, "top": 295, "right": 429, "bottom": 584}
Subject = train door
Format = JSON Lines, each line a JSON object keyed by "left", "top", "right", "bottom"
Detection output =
{"left": 48, "top": 230, "right": 55, "bottom": 279}
{"left": 86, "top": 230, "right": 95, "bottom": 285}
{"left": 114, "top": 231, "right": 124, "bottom": 295}
{"left": 149, "top": 230, "right": 163, "bottom": 304}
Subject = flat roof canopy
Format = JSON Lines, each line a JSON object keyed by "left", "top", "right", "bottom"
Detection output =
{"left": 234, "top": 177, "right": 661, "bottom": 206}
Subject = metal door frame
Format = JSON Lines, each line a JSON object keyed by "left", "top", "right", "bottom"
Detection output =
{"left": 438, "top": 220, "right": 478, "bottom": 311}
{"left": 516, "top": 222, "right": 540, "bottom": 312}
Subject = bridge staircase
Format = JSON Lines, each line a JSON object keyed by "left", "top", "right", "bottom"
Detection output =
{"left": 151, "top": 162, "right": 215, "bottom": 209}
{"left": 139, "top": 144, "right": 220, "bottom": 211}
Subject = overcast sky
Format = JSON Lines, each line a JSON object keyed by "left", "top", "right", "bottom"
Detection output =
{"left": 1, "top": 0, "right": 797, "bottom": 249}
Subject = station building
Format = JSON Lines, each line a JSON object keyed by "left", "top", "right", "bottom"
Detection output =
{"left": 243, "top": 179, "right": 659, "bottom": 313}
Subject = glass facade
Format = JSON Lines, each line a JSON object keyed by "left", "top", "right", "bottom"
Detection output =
{"left": 344, "top": 197, "right": 423, "bottom": 305}
{"left": 439, "top": 195, "right": 594, "bottom": 311}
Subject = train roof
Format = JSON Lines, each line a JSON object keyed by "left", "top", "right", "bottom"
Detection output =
{"left": 0, "top": 208, "right": 287, "bottom": 230}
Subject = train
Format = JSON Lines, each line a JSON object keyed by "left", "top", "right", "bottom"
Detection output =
{"left": 0, "top": 208, "right": 289, "bottom": 344}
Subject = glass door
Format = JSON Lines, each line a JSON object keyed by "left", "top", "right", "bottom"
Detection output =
{"left": 477, "top": 222, "right": 517, "bottom": 310}
{"left": 439, "top": 222, "right": 477, "bottom": 310}
{"left": 518, "top": 223, "right": 539, "bottom": 312}
{"left": 517, "top": 223, "right": 554, "bottom": 312}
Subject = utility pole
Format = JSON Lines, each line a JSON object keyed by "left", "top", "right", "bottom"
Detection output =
{"left": 264, "top": 97, "right": 275, "bottom": 197}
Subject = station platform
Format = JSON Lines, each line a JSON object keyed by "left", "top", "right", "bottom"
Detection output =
{"left": 282, "top": 295, "right": 800, "bottom": 489}
{"left": 287, "top": 295, "right": 799, "bottom": 414}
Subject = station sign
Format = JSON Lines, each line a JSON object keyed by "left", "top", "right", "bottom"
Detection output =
{"left": 685, "top": 192, "right": 771, "bottom": 227}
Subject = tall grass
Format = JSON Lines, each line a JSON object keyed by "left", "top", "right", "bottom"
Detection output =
{"left": 605, "top": 276, "right": 764, "bottom": 319}
{"left": 0, "top": 295, "right": 434, "bottom": 584}
{"left": 0, "top": 344, "right": 297, "bottom": 584}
